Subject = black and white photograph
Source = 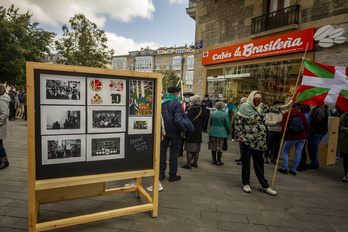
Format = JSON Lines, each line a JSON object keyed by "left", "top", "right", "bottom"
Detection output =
{"left": 87, "top": 134, "right": 125, "bottom": 161}
{"left": 87, "top": 106, "right": 126, "bottom": 133}
{"left": 41, "top": 106, "right": 86, "bottom": 135}
{"left": 128, "top": 117, "right": 152, "bottom": 134}
{"left": 134, "top": 121, "right": 148, "bottom": 130}
{"left": 87, "top": 77, "right": 126, "bottom": 105}
{"left": 41, "top": 135, "right": 86, "bottom": 165}
{"left": 40, "top": 74, "right": 86, "bottom": 105}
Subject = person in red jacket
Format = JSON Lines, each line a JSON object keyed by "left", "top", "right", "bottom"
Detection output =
{"left": 279, "top": 104, "right": 309, "bottom": 175}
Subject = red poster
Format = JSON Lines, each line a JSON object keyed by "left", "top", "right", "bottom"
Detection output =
{"left": 202, "top": 28, "right": 316, "bottom": 65}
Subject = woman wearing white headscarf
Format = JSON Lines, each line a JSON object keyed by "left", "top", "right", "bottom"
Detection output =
{"left": 235, "top": 91, "right": 291, "bottom": 195}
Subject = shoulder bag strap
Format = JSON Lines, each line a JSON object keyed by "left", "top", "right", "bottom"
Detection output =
{"left": 193, "top": 108, "right": 202, "bottom": 122}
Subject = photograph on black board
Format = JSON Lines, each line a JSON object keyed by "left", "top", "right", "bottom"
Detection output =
{"left": 129, "top": 80, "right": 153, "bottom": 116}
{"left": 87, "top": 106, "right": 126, "bottom": 133}
{"left": 41, "top": 135, "right": 86, "bottom": 165}
{"left": 128, "top": 117, "right": 152, "bottom": 134}
{"left": 40, "top": 74, "right": 86, "bottom": 105}
{"left": 87, "top": 134, "right": 125, "bottom": 161}
{"left": 41, "top": 106, "right": 86, "bottom": 135}
{"left": 134, "top": 121, "right": 148, "bottom": 130}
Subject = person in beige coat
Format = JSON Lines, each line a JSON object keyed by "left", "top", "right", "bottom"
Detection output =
{"left": 0, "top": 84, "right": 11, "bottom": 169}
{"left": 265, "top": 100, "right": 284, "bottom": 164}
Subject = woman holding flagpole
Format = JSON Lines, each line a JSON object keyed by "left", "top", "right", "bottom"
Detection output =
{"left": 235, "top": 91, "right": 292, "bottom": 195}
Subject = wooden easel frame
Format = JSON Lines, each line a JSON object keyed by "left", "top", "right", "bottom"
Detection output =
{"left": 26, "top": 62, "right": 162, "bottom": 231}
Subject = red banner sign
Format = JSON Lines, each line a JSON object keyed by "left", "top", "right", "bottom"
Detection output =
{"left": 202, "top": 28, "right": 316, "bottom": 65}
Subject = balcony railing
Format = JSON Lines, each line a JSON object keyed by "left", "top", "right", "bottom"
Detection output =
{"left": 251, "top": 4, "right": 299, "bottom": 34}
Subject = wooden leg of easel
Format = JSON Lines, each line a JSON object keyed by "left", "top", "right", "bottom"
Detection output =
{"left": 136, "top": 178, "right": 142, "bottom": 198}
{"left": 151, "top": 175, "right": 158, "bottom": 218}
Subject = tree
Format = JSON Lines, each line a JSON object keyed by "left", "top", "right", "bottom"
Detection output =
{"left": 0, "top": 5, "right": 55, "bottom": 86}
{"left": 161, "top": 70, "right": 181, "bottom": 91}
{"left": 55, "top": 13, "right": 114, "bottom": 68}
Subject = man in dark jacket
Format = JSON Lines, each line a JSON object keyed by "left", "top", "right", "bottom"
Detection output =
{"left": 201, "top": 94, "right": 212, "bottom": 132}
{"left": 307, "top": 105, "right": 329, "bottom": 169}
{"left": 161, "top": 86, "right": 194, "bottom": 182}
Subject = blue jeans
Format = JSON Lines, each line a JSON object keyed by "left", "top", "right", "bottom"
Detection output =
{"left": 308, "top": 133, "right": 325, "bottom": 167}
{"left": 0, "top": 139, "right": 7, "bottom": 158}
{"left": 282, "top": 140, "right": 306, "bottom": 172}
{"left": 160, "top": 135, "right": 181, "bottom": 179}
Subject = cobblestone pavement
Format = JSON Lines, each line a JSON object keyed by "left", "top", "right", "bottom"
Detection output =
{"left": 1, "top": 119, "right": 348, "bottom": 231}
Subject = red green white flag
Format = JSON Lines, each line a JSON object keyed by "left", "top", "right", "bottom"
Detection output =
{"left": 294, "top": 59, "right": 348, "bottom": 111}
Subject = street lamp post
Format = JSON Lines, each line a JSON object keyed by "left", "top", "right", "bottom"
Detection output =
{"left": 181, "top": 54, "right": 185, "bottom": 100}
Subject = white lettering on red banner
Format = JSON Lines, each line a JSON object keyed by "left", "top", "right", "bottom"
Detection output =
{"left": 202, "top": 28, "right": 315, "bottom": 65}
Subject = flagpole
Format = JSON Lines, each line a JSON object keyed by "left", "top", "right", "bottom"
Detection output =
{"left": 271, "top": 43, "right": 309, "bottom": 189}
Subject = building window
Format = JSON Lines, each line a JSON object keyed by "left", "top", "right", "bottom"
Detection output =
{"left": 185, "top": 71, "right": 193, "bottom": 86}
{"left": 187, "top": 55, "right": 194, "bottom": 70}
{"left": 172, "top": 56, "right": 182, "bottom": 70}
{"left": 155, "top": 62, "right": 161, "bottom": 70}
{"left": 176, "top": 49, "right": 186, "bottom": 54}
{"left": 129, "top": 52, "right": 138, "bottom": 56}
{"left": 166, "top": 61, "right": 170, "bottom": 70}
{"left": 268, "top": 0, "right": 290, "bottom": 12}
{"left": 135, "top": 56, "right": 153, "bottom": 72}
{"left": 167, "top": 50, "right": 172, "bottom": 54}
{"left": 157, "top": 50, "right": 163, "bottom": 55}
{"left": 112, "top": 57, "right": 127, "bottom": 70}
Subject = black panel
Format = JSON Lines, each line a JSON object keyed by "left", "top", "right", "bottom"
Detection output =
{"left": 34, "top": 69, "right": 156, "bottom": 180}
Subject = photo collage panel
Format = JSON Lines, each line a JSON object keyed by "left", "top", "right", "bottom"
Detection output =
{"left": 39, "top": 75, "right": 155, "bottom": 165}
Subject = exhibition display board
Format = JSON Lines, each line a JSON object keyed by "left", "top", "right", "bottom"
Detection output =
{"left": 26, "top": 62, "right": 162, "bottom": 231}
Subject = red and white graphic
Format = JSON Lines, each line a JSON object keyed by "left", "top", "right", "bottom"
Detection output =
{"left": 109, "top": 80, "right": 124, "bottom": 91}
{"left": 89, "top": 79, "right": 103, "bottom": 91}
{"left": 91, "top": 93, "right": 103, "bottom": 105}
{"left": 202, "top": 28, "right": 316, "bottom": 65}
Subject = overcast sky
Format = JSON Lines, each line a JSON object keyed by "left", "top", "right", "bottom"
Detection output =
{"left": 2, "top": 0, "right": 195, "bottom": 55}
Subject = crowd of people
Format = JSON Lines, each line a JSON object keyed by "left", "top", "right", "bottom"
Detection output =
{"left": 142, "top": 86, "right": 347, "bottom": 194}
{"left": 0, "top": 84, "right": 27, "bottom": 170}
{"left": 1, "top": 82, "right": 347, "bottom": 191}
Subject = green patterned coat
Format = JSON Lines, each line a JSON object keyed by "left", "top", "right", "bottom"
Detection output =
{"left": 235, "top": 106, "right": 282, "bottom": 151}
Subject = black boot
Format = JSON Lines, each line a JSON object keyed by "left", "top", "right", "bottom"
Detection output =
{"left": 216, "top": 152, "right": 224, "bottom": 165}
{"left": 0, "top": 160, "right": 9, "bottom": 170}
{"left": 211, "top": 151, "right": 217, "bottom": 164}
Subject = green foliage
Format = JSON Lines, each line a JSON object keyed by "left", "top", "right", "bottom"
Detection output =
{"left": 55, "top": 13, "right": 114, "bottom": 68}
{"left": 0, "top": 5, "right": 55, "bottom": 86}
{"left": 161, "top": 70, "right": 180, "bottom": 91}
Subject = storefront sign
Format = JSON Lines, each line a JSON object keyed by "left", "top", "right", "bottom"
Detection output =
{"left": 202, "top": 28, "right": 316, "bottom": 65}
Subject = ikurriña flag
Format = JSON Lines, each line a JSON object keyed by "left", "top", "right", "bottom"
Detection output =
{"left": 294, "top": 59, "right": 348, "bottom": 111}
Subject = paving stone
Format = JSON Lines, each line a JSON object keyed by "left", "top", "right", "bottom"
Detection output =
{"left": 218, "top": 221, "right": 269, "bottom": 232}
{"left": 201, "top": 211, "right": 248, "bottom": 223}
{"left": 0, "top": 215, "right": 21, "bottom": 227}
{"left": 268, "top": 225, "right": 304, "bottom": 232}
{"left": 247, "top": 215, "right": 282, "bottom": 226}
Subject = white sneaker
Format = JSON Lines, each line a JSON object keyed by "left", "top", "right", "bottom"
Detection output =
{"left": 342, "top": 176, "right": 348, "bottom": 182}
{"left": 243, "top": 185, "right": 251, "bottom": 193}
{"left": 124, "top": 179, "right": 136, "bottom": 187}
{"left": 260, "top": 187, "right": 277, "bottom": 196}
{"left": 231, "top": 139, "right": 235, "bottom": 142}
{"left": 147, "top": 183, "right": 163, "bottom": 192}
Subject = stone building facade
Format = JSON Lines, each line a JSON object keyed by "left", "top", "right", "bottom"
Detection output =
{"left": 112, "top": 46, "right": 194, "bottom": 93}
{"left": 187, "top": 0, "right": 348, "bottom": 103}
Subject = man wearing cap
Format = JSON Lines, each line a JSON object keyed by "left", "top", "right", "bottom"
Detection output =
{"left": 161, "top": 86, "right": 194, "bottom": 182}
{"left": 265, "top": 100, "right": 285, "bottom": 164}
